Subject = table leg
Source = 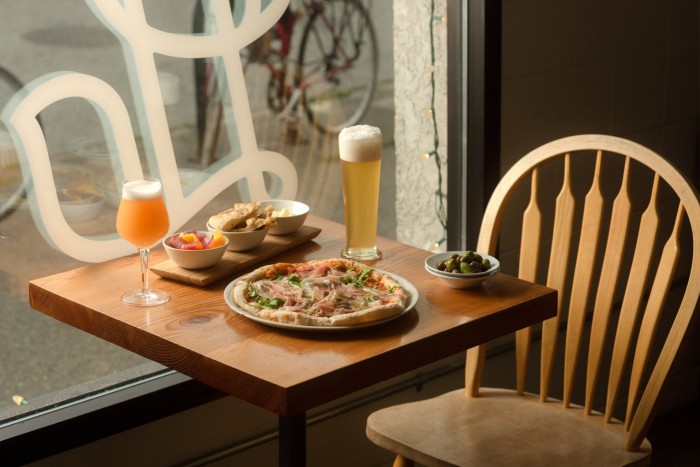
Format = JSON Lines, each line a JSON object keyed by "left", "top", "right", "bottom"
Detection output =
{"left": 279, "top": 412, "right": 306, "bottom": 467}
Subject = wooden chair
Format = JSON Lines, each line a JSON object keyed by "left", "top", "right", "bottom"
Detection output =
{"left": 366, "top": 135, "right": 700, "bottom": 466}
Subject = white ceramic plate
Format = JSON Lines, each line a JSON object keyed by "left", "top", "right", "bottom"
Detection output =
{"left": 223, "top": 269, "right": 419, "bottom": 332}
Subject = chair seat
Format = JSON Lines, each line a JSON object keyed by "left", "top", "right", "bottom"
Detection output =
{"left": 366, "top": 387, "right": 652, "bottom": 467}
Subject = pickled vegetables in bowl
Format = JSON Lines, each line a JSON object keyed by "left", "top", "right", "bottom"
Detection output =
{"left": 163, "top": 230, "right": 229, "bottom": 269}
{"left": 167, "top": 229, "right": 226, "bottom": 250}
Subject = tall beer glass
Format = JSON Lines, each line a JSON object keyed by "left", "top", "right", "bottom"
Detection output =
{"left": 339, "top": 125, "right": 382, "bottom": 261}
{"left": 116, "top": 178, "right": 170, "bottom": 306}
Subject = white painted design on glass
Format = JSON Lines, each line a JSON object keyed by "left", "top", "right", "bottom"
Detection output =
{"left": 0, "top": 0, "right": 297, "bottom": 262}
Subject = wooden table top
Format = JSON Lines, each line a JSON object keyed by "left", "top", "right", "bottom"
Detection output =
{"left": 28, "top": 215, "right": 557, "bottom": 417}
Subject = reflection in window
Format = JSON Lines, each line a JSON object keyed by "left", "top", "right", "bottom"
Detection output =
{"left": 0, "top": 0, "right": 395, "bottom": 425}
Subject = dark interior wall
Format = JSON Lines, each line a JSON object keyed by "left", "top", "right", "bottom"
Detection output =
{"left": 499, "top": 0, "right": 699, "bottom": 187}
{"left": 496, "top": 0, "right": 700, "bottom": 410}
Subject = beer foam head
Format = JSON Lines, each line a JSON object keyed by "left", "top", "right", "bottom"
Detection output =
{"left": 338, "top": 125, "right": 382, "bottom": 162}
{"left": 122, "top": 178, "right": 162, "bottom": 200}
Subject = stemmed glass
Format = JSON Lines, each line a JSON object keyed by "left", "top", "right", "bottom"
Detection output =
{"left": 115, "top": 178, "right": 170, "bottom": 306}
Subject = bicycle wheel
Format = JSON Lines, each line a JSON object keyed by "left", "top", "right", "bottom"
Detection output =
{"left": 193, "top": 0, "right": 251, "bottom": 166}
{"left": 297, "top": 0, "right": 378, "bottom": 134}
{"left": 0, "top": 65, "right": 28, "bottom": 223}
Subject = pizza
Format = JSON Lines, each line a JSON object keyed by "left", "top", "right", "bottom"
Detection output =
{"left": 231, "top": 259, "right": 409, "bottom": 326}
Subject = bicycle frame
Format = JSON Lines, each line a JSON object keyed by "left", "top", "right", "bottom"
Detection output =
{"left": 196, "top": 0, "right": 377, "bottom": 146}
{"left": 264, "top": 0, "right": 374, "bottom": 123}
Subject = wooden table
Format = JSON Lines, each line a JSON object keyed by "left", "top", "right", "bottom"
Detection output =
{"left": 28, "top": 215, "right": 557, "bottom": 466}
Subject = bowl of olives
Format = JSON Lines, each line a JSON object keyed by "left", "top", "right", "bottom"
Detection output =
{"left": 425, "top": 250, "right": 500, "bottom": 289}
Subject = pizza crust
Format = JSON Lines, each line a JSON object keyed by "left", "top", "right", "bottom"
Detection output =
{"left": 232, "top": 259, "right": 409, "bottom": 327}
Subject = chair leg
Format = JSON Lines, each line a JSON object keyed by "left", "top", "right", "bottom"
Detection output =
{"left": 393, "top": 455, "right": 415, "bottom": 467}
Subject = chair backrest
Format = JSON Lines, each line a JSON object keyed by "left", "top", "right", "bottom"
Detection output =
{"left": 465, "top": 135, "right": 700, "bottom": 452}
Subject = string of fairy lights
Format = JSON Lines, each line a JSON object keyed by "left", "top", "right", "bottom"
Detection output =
{"left": 420, "top": 0, "right": 447, "bottom": 249}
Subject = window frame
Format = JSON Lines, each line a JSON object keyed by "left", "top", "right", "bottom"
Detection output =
{"left": 446, "top": 0, "right": 501, "bottom": 251}
{"left": 0, "top": 370, "right": 223, "bottom": 464}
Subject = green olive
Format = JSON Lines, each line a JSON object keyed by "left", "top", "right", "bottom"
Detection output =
{"left": 438, "top": 250, "right": 494, "bottom": 275}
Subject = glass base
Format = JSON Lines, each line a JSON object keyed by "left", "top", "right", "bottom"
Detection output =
{"left": 341, "top": 247, "right": 382, "bottom": 262}
{"left": 121, "top": 289, "right": 170, "bottom": 307}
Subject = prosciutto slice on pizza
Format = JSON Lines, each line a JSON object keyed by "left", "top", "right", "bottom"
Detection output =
{"left": 232, "top": 259, "right": 409, "bottom": 326}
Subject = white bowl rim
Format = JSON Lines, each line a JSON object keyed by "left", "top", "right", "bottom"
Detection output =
{"left": 424, "top": 264, "right": 499, "bottom": 281}
{"left": 426, "top": 264, "right": 499, "bottom": 278}
{"left": 258, "top": 199, "right": 310, "bottom": 216}
{"left": 58, "top": 197, "right": 106, "bottom": 208}
{"left": 206, "top": 222, "right": 270, "bottom": 235}
{"left": 59, "top": 196, "right": 105, "bottom": 206}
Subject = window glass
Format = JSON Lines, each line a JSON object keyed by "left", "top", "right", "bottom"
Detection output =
{"left": 0, "top": 0, "right": 395, "bottom": 423}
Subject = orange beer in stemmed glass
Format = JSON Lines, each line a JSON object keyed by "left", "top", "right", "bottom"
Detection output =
{"left": 116, "top": 178, "right": 170, "bottom": 306}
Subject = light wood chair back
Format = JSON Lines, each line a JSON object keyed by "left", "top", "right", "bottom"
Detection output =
{"left": 366, "top": 135, "right": 700, "bottom": 466}
{"left": 470, "top": 134, "right": 700, "bottom": 449}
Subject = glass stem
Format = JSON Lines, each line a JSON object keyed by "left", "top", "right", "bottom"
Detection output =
{"left": 139, "top": 248, "right": 150, "bottom": 294}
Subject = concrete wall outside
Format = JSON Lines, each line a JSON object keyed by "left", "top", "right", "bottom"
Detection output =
{"left": 394, "top": 0, "right": 449, "bottom": 251}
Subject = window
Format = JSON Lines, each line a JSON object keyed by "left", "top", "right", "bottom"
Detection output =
{"left": 0, "top": 0, "right": 457, "bottom": 460}
{"left": 0, "top": 0, "right": 401, "bottom": 444}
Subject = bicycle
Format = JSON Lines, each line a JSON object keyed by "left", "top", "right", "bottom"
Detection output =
{"left": 0, "top": 65, "right": 29, "bottom": 224}
{"left": 193, "top": 0, "right": 378, "bottom": 163}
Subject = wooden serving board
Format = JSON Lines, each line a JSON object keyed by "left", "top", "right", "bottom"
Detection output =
{"left": 152, "top": 225, "right": 322, "bottom": 287}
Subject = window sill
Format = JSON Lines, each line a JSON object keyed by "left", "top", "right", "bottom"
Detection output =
{"left": 0, "top": 369, "right": 223, "bottom": 464}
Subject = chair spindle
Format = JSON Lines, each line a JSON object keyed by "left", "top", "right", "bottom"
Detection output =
{"left": 540, "top": 153, "right": 575, "bottom": 401}
{"left": 625, "top": 202, "right": 684, "bottom": 430}
{"left": 604, "top": 173, "right": 660, "bottom": 422}
{"left": 515, "top": 167, "right": 541, "bottom": 394}
{"left": 584, "top": 156, "right": 632, "bottom": 414}
{"left": 563, "top": 150, "right": 605, "bottom": 407}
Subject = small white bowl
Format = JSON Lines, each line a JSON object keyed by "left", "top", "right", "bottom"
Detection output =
{"left": 72, "top": 138, "right": 111, "bottom": 170}
{"left": 59, "top": 195, "right": 105, "bottom": 222}
{"left": 163, "top": 231, "right": 229, "bottom": 269}
{"left": 260, "top": 199, "right": 310, "bottom": 235}
{"left": 207, "top": 222, "right": 268, "bottom": 251}
{"left": 424, "top": 251, "right": 500, "bottom": 289}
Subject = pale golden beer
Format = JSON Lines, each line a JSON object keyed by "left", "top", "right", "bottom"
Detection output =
{"left": 339, "top": 125, "right": 382, "bottom": 261}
